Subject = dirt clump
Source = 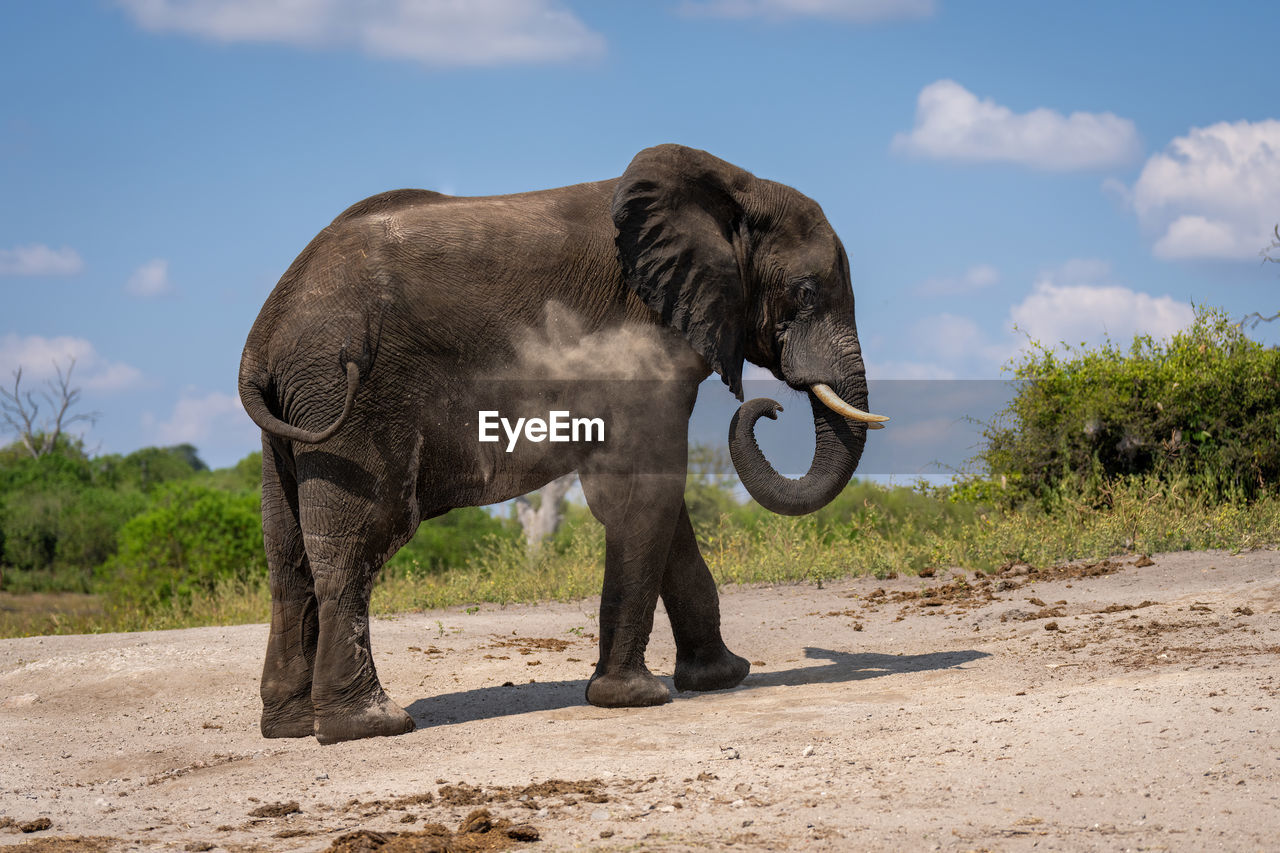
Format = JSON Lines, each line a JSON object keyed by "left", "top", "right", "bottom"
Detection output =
{"left": 327, "top": 808, "right": 538, "bottom": 853}
{"left": 1, "top": 817, "right": 53, "bottom": 834}
{"left": 248, "top": 800, "right": 301, "bottom": 817}
{"left": 486, "top": 636, "right": 579, "bottom": 653}
{"left": 1097, "top": 600, "right": 1157, "bottom": 613}
{"left": 2, "top": 838, "right": 114, "bottom": 852}
{"left": 348, "top": 792, "right": 437, "bottom": 815}
{"left": 858, "top": 555, "right": 1146, "bottom": 618}
{"left": 434, "top": 778, "right": 612, "bottom": 809}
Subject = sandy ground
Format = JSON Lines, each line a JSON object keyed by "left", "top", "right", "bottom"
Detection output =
{"left": 1, "top": 549, "right": 1278, "bottom": 851}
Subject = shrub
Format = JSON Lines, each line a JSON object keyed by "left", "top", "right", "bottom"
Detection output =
{"left": 385, "top": 506, "right": 521, "bottom": 575}
{"left": 976, "top": 307, "right": 1280, "bottom": 506}
{"left": 93, "top": 444, "right": 208, "bottom": 491}
{"left": 101, "top": 482, "right": 266, "bottom": 611}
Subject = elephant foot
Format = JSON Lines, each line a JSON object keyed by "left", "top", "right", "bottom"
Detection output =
{"left": 673, "top": 645, "right": 750, "bottom": 693}
{"left": 314, "top": 692, "right": 416, "bottom": 745}
{"left": 260, "top": 692, "right": 315, "bottom": 739}
{"left": 586, "top": 669, "right": 672, "bottom": 708}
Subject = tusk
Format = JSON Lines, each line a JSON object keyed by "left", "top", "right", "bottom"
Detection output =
{"left": 811, "top": 383, "right": 889, "bottom": 424}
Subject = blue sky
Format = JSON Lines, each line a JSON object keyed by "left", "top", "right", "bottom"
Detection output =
{"left": 2, "top": 0, "right": 1278, "bottom": 470}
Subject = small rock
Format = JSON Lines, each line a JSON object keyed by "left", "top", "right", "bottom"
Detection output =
{"left": 315, "top": 772, "right": 329, "bottom": 781}
{"left": 599, "top": 829, "right": 615, "bottom": 838}
{"left": 1044, "top": 622, "right": 1060, "bottom": 631}
{"left": 731, "top": 799, "right": 746, "bottom": 807}
{"left": 20, "top": 818, "right": 52, "bottom": 833}
{"left": 802, "top": 744, "right": 815, "bottom": 758}
{"left": 720, "top": 746, "right": 740, "bottom": 760}
{"left": 591, "top": 809, "right": 610, "bottom": 821}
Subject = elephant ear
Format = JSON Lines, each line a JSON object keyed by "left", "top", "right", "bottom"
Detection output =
{"left": 612, "top": 144, "right": 752, "bottom": 400}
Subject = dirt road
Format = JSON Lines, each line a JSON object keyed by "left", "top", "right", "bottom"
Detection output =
{"left": 2, "top": 549, "right": 1278, "bottom": 851}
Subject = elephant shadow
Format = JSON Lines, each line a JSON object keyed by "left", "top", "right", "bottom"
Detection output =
{"left": 404, "top": 646, "right": 990, "bottom": 730}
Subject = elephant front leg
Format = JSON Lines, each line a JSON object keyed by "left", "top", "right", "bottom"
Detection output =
{"left": 582, "top": 474, "right": 681, "bottom": 708}
{"left": 662, "top": 503, "right": 750, "bottom": 693}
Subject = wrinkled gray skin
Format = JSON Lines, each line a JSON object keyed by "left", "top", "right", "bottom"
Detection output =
{"left": 238, "top": 144, "right": 870, "bottom": 744}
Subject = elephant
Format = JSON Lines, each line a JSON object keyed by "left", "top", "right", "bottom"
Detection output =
{"left": 238, "top": 144, "right": 887, "bottom": 744}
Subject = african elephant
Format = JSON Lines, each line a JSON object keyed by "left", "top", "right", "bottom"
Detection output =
{"left": 238, "top": 144, "right": 886, "bottom": 744}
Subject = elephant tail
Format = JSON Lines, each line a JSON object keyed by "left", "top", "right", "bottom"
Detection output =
{"left": 239, "top": 359, "right": 362, "bottom": 445}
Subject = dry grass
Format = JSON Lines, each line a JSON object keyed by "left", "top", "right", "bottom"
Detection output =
{"left": 3, "top": 481, "right": 1276, "bottom": 639}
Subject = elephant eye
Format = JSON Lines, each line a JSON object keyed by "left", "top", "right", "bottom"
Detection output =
{"left": 792, "top": 278, "right": 818, "bottom": 310}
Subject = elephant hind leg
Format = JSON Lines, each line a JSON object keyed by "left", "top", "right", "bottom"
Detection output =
{"left": 663, "top": 502, "right": 749, "bottom": 693}
{"left": 297, "top": 461, "right": 417, "bottom": 745}
{"left": 259, "top": 437, "right": 319, "bottom": 738}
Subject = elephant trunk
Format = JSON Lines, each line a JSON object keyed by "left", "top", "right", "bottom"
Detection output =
{"left": 728, "top": 377, "right": 871, "bottom": 516}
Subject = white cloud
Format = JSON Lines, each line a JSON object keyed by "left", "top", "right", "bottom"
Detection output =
{"left": 879, "top": 260, "right": 1195, "bottom": 379}
{"left": 1127, "top": 119, "right": 1280, "bottom": 260}
{"left": 0, "top": 334, "right": 143, "bottom": 392}
{"left": 681, "top": 0, "right": 934, "bottom": 21}
{"left": 116, "top": 0, "right": 606, "bottom": 66}
{"left": 892, "top": 79, "right": 1141, "bottom": 170}
{"left": 0, "top": 244, "right": 84, "bottom": 277}
{"left": 125, "top": 258, "right": 173, "bottom": 297}
{"left": 869, "top": 312, "right": 1014, "bottom": 379}
{"left": 1009, "top": 260, "right": 1195, "bottom": 349}
{"left": 917, "top": 263, "right": 1000, "bottom": 295}
{"left": 145, "top": 389, "right": 250, "bottom": 445}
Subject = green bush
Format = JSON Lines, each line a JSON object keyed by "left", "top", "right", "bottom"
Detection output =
{"left": 976, "top": 307, "right": 1280, "bottom": 506}
{"left": 0, "top": 441, "right": 211, "bottom": 591}
{"left": 93, "top": 444, "right": 208, "bottom": 491}
{"left": 100, "top": 481, "right": 266, "bottom": 612}
{"left": 1, "top": 485, "right": 147, "bottom": 591}
{"left": 0, "top": 438, "right": 94, "bottom": 492}
{"left": 385, "top": 506, "right": 521, "bottom": 575}
{"left": 685, "top": 443, "right": 744, "bottom": 535}
{"left": 202, "top": 450, "right": 262, "bottom": 492}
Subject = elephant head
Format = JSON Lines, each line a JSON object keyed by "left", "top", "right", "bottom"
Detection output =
{"left": 612, "top": 144, "right": 886, "bottom": 515}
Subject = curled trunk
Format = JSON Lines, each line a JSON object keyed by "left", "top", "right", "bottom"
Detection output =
{"left": 728, "top": 387, "right": 867, "bottom": 516}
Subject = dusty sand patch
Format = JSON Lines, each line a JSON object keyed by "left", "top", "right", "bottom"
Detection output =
{"left": 2, "top": 549, "right": 1278, "bottom": 850}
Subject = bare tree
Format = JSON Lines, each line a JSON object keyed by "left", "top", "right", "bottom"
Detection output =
{"left": 0, "top": 359, "right": 98, "bottom": 458}
{"left": 514, "top": 473, "right": 577, "bottom": 551}
{"left": 1240, "top": 225, "right": 1280, "bottom": 330}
